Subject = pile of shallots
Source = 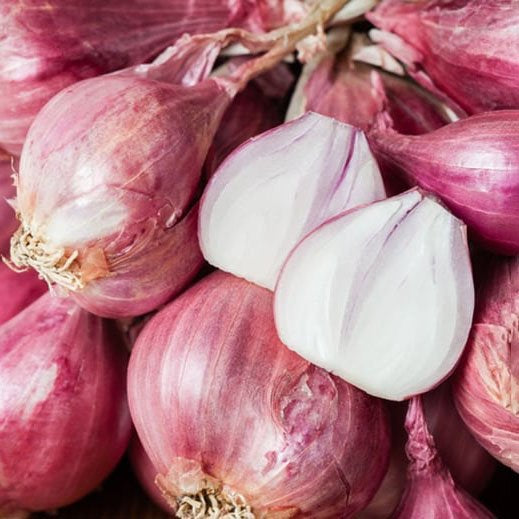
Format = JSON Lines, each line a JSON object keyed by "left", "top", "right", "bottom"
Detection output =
{"left": 0, "top": 1, "right": 517, "bottom": 518}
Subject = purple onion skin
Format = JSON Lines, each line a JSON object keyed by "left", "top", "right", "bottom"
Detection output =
{"left": 303, "top": 54, "right": 449, "bottom": 136}
{"left": 453, "top": 254, "right": 519, "bottom": 472}
{"left": 0, "top": 0, "right": 253, "bottom": 154}
{"left": 0, "top": 292, "right": 131, "bottom": 515}
{"left": 369, "top": 110, "right": 519, "bottom": 254}
{"left": 16, "top": 74, "right": 232, "bottom": 318}
{"left": 128, "top": 271, "right": 390, "bottom": 517}
{"left": 367, "top": 0, "right": 519, "bottom": 114}
{"left": 392, "top": 397, "right": 495, "bottom": 519}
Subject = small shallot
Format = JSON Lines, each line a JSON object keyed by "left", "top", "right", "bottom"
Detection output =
{"left": 128, "top": 271, "right": 390, "bottom": 517}
{"left": 453, "top": 254, "right": 519, "bottom": 472}
{"left": 392, "top": 396, "right": 495, "bottom": 518}
{"left": 199, "top": 112, "right": 385, "bottom": 290}
{"left": 274, "top": 188, "right": 474, "bottom": 401}
{"left": 0, "top": 292, "right": 131, "bottom": 516}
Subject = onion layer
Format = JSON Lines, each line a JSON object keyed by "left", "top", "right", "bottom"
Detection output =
{"left": 0, "top": 292, "right": 131, "bottom": 516}
{"left": 128, "top": 271, "right": 390, "bottom": 517}
{"left": 274, "top": 188, "right": 474, "bottom": 401}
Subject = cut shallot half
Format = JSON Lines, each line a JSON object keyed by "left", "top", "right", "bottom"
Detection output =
{"left": 274, "top": 188, "right": 474, "bottom": 401}
{"left": 199, "top": 112, "right": 386, "bottom": 290}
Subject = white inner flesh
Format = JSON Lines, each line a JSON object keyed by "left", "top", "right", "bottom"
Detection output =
{"left": 199, "top": 112, "right": 385, "bottom": 290}
{"left": 274, "top": 191, "right": 474, "bottom": 401}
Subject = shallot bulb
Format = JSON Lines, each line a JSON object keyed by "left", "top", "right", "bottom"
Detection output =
{"left": 11, "top": 73, "right": 224, "bottom": 318}
{"left": 199, "top": 112, "right": 386, "bottom": 290}
{"left": 0, "top": 0, "right": 256, "bottom": 154}
{"left": 367, "top": 0, "right": 519, "bottom": 114}
{"left": 392, "top": 397, "right": 495, "bottom": 518}
{"left": 274, "top": 188, "right": 474, "bottom": 401}
{"left": 369, "top": 110, "right": 519, "bottom": 254}
{"left": 128, "top": 271, "right": 390, "bottom": 517}
{"left": 0, "top": 292, "right": 131, "bottom": 516}
{"left": 453, "top": 254, "right": 519, "bottom": 472}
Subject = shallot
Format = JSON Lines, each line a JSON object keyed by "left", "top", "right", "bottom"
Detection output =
{"left": 392, "top": 396, "right": 495, "bottom": 518}
{"left": 369, "top": 110, "right": 519, "bottom": 254}
{"left": 453, "top": 254, "right": 519, "bottom": 472}
{"left": 0, "top": 292, "right": 131, "bottom": 516}
{"left": 199, "top": 112, "right": 385, "bottom": 290}
{"left": 128, "top": 271, "right": 390, "bottom": 517}
{"left": 367, "top": 0, "right": 519, "bottom": 114}
{"left": 274, "top": 188, "right": 474, "bottom": 400}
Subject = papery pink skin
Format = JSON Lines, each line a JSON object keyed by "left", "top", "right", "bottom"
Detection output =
{"left": 204, "top": 63, "right": 292, "bottom": 177}
{"left": 0, "top": 0, "right": 255, "bottom": 154}
{"left": 301, "top": 51, "right": 449, "bottom": 135}
{"left": 17, "top": 72, "right": 233, "bottom": 318}
{"left": 392, "top": 397, "right": 495, "bottom": 519}
{"left": 0, "top": 292, "right": 131, "bottom": 515}
{"left": 128, "top": 271, "right": 390, "bottom": 517}
{"left": 367, "top": 0, "right": 519, "bottom": 114}
{"left": 129, "top": 436, "right": 170, "bottom": 513}
{"left": 369, "top": 110, "right": 519, "bottom": 254}
{"left": 453, "top": 254, "right": 519, "bottom": 472}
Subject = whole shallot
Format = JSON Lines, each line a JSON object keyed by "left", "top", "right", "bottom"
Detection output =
{"left": 0, "top": 292, "right": 131, "bottom": 516}
{"left": 128, "top": 271, "right": 390, "bottom": 517}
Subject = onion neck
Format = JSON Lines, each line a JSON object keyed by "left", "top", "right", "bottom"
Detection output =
{"left": 224, "top": 0, "right": 351, "bottom": 92}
